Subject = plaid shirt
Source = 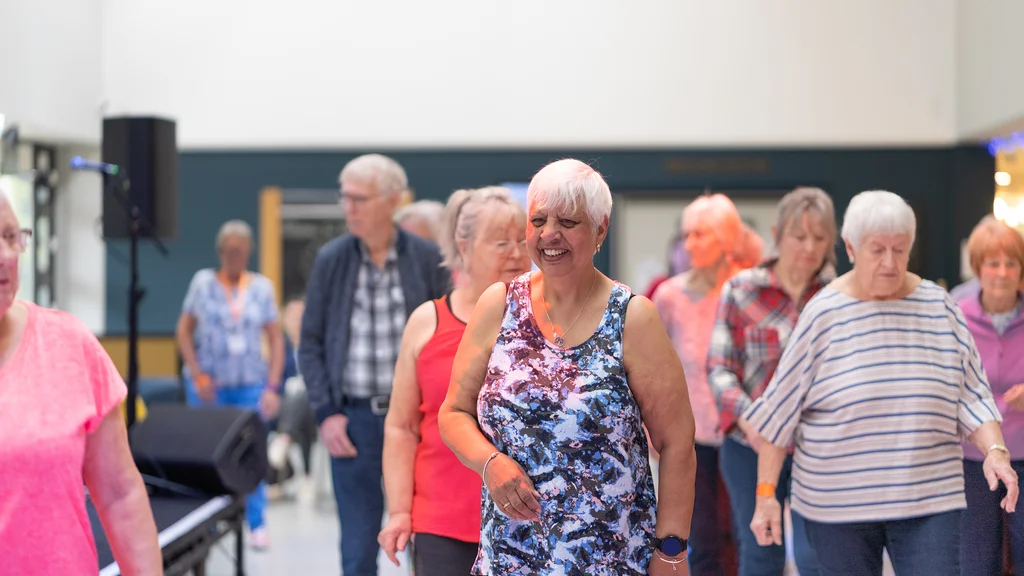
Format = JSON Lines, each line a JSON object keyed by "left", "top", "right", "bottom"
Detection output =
{"left": 344, "top": 243, "right": 406, "bottom": 398}
{"left": 707, "top": 260, "right": 834, "bottom": 442}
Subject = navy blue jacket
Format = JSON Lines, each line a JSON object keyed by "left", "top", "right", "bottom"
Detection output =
{"left": 298, "top": 228, "right": 449, "bottom": 423}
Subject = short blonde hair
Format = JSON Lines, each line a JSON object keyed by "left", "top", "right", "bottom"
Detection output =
{"left": 440, "top": 186, "right": 526, "bottom": 272}
{"left": 967, "top": 215, "right": 1024, "bottom": 280}
{"left": 526, "top": 159, "right": 612, "bottom": 231}
{"left": 775, "top": 187, "right": 838, "bottom": 268}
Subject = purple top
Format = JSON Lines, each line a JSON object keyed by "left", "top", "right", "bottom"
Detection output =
{"left": 958, "top": 291, "right": 1024, "bottom": 461}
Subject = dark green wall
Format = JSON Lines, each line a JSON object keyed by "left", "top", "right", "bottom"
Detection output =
{"left": 105, "top": 146, "right": 994, "bottom": 335}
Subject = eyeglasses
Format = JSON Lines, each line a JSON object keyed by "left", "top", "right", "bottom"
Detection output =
{"left": 491, "top": 240, "right": 527, "bottom": 256}
{"left": 338, "top": 191, "right": 379, "bottom": 206}
{"left": 1, "top": 228, "right": 32, "bottom": 253}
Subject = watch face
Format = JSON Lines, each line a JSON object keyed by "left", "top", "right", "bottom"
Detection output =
{"left": 660, "top": 536, "right": 684, "bottom": 557}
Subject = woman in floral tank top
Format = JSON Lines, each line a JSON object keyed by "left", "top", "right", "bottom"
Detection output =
{"left": 439, "top": 159, "right": 698, "bottom": 575}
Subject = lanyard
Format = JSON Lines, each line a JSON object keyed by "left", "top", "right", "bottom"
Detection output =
{"left": 218, "top": 271, "right": 250, "bottom": 322}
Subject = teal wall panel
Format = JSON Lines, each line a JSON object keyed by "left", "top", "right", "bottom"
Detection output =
{"left": 104, "top": 147, "right": 993, "bottom": 335}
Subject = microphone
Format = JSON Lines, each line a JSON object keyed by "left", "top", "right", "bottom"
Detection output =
{"left": 70, "top": 156, "right": 120, "bottom": 176}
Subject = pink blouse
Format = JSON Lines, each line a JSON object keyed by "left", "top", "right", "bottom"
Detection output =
{"left": 652, "top": 274, "right": 722, "bottom": 446}
{"left": 0, "top": 303, "right": 127, "bottom": 575}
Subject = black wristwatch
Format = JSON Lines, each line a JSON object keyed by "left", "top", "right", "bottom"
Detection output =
{"left": 653, "top": 535, "right": 688, "bottom": 557}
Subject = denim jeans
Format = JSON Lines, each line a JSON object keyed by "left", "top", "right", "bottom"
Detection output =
{"left": 719, "top": 437, "right": 819, "bottom": 576}
{"left": 962, "top": 458, "right": 1024, "bottom": 576}
{"left": 803, "top": 510, "right": 961, "bottom": 575}
{"left": 184, "top": 377, "right": 268, "bottom": 531}
{"left": 330, "top": 405, "right": 387, "bottom": 575}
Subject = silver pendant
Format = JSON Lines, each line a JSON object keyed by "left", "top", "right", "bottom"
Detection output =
{"left": 554, "top": 334, "right": 565, "bottom": 347}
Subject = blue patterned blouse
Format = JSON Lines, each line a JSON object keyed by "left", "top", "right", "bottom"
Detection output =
{"left": 182, "top": 268, "right": 278, "bottom": 387}
{"left": 474, "top": 273, "right": 657, "bottom": 575}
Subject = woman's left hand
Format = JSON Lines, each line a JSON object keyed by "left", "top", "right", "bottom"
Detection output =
{"left": 983, "top": 450, "right": 1019, "bottom": 512}
{"left": 260, "top": 389, "right": 281, "bottom": 420}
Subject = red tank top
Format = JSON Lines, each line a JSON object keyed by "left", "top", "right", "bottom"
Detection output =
{"left": 411, "top": 294, "right": 481, "bottom": 543}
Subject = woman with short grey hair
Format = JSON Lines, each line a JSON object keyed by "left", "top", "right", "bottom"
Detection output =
{"left": 744, "top": 190, "right": 1018, "bottom": 575}
{"left": 176, "top": 218, "right": 285, "bottom": 549}
{"left": 439, "top": 159, "right": 697, "bottom": 575}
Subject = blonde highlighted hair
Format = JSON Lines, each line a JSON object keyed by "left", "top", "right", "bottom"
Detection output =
{"left": 439, "top": 186, "right": 526, "bottom": 272}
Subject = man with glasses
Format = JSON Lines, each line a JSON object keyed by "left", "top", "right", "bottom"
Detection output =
{"left": 299, "top": 154, "right": 450, "bottom": 575}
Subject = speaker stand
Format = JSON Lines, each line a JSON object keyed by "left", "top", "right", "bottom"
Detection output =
{"left": 106, "top": 172, "right": 168, "bottom": 432}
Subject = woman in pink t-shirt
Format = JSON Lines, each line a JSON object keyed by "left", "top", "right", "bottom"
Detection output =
{"left": 0, "top": 189, "right": 161, "bottom": 574}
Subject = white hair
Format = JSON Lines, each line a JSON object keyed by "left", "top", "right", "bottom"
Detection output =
{"left": 526, "top": 159, "right": 612, "bottom": 231}
{"left": 216, "top": 219, "right": 253, "bottom": 250}
{"left": 440, "top": 186, "right": 526, "bottom": 272}
{"left": 394, "top": 200, "right": 445, "bottom": 240}
{"left": 339, "top": 153, "right": 408, "bottom": 198}
{"left": 841, "top": 190, "right": 916, "bottom": 250}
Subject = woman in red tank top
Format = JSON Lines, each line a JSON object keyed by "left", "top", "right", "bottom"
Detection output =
{"left": 378, "top": 186, "right": 530, "bottom": 575}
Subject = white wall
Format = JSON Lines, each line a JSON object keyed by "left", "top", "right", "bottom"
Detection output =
{"left": 0, "top": 0, "right": 104, "bottom": 143}
{"left": 54, "top": 145, "right": 106, "bottom": 333}
{"left": 101, "top": 0, "right": 957, "bottom": 149}
{"left": 956, "top": 0, "right": 1024, "bottom": 139}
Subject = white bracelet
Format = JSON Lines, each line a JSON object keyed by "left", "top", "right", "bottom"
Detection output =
{"left": 481, "top": 451, "right": 500, "bottom": 481}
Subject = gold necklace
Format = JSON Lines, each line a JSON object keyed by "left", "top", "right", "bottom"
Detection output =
{"left": 543, "top": 271, "right": 598, "bottom": 347}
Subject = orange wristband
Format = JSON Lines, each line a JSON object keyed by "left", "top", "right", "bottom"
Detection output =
{"left": 756, "top": 483, "right": 776, "bottom": 498}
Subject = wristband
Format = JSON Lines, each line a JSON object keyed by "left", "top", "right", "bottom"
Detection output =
{"left": 756, "top": 483, "right": 776, "bottom": 498}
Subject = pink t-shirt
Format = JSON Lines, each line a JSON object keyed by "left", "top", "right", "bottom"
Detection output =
{"left": 0, "top": 302, "right": 127, "bottom": 575}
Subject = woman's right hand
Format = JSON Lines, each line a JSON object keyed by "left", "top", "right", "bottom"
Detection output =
{"left": 194, "top": 373, "right": 215, "bottom": 402}
{"left": 484, "top": 454, "right": 542, "bottom": 522}
{"left": 750, "top": 495, "right": 783, "bottom": 547}
{"left": 377, "top": 512, "right": 412, "bottom": 567}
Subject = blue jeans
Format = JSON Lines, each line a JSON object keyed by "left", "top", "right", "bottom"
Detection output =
{"left": 962, "top": 458, "right": 1024, "bottom": 575}
{"left": 185, "top": 377, "right": 268, "bottom": 531}
{"left": 331, "top": 406, "right": 386, "bottom": 576}
{"left": 719, "top": 438, "right": 819, "bottom": 576}
{"left": 803, "top": 510, "right": 961, "bottom": 575}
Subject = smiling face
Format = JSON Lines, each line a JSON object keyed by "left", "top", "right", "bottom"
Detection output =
{"left": 978, "top": 250, "right": 1023, "bottom": 303}
{"left": 462, "top": 207, "right": 531, "bottom": 286}
{"left": 526, "top": 203, "right": 607, "bottom": 278}
{"left": 847, "top": 233, "right": 913, "bottom": 298}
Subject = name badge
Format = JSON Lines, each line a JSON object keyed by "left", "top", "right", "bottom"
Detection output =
{"left": 227, "top": 333, "right": 248, "bottom": 356}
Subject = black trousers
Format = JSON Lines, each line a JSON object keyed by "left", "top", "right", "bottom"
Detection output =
{"left": 413, "top": 533, "right": 479, "bottom": 576}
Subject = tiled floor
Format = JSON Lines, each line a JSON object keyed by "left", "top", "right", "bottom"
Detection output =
{"left": 195, "top": 442, "right": 894, "bottom": 575}
{"left": 200, "top": 490, "right": 410, "bottom": 576}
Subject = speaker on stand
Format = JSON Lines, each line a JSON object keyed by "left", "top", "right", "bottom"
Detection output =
{"left": 99, "top": 116, "right": 177, "bottom": 431}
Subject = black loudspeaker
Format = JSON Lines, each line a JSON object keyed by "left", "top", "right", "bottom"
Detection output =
{"left": 130, "top": 404, "right": 268, "bottom": 496}
{"left": 101, "top": 116, "right": 179, "bottom": 239}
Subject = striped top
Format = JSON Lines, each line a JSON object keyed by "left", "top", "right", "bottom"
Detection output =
{"left": 744, "top": 280, "right": 1002, "bottom": 524}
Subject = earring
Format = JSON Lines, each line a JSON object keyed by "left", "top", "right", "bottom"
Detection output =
{"left": 596, "top": 244, "right": 602, "bottom": 253}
